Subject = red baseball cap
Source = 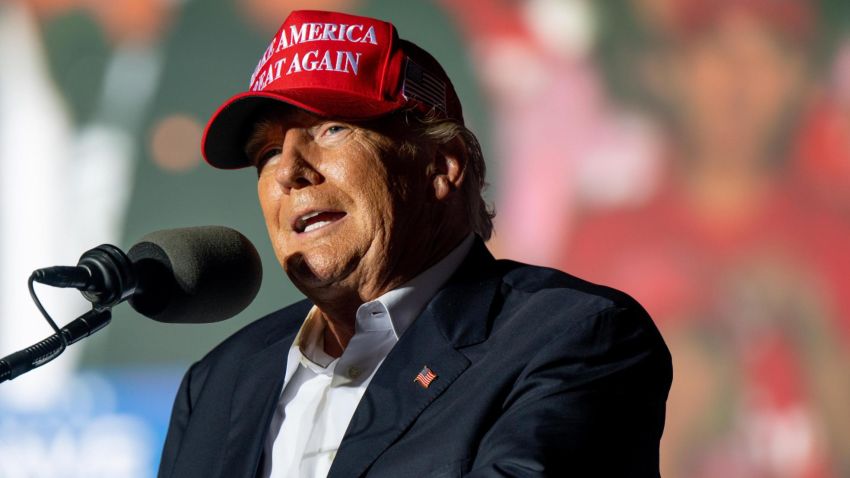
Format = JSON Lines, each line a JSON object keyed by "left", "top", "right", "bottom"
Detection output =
{"left": 202, "top": 10, "right": 464, "bottom": 169}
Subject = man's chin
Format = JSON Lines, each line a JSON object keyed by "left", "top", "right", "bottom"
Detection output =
{"left": 283, "top": 251, "right": 355, "bottom": 296}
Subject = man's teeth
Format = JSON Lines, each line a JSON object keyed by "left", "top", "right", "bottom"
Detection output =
{"left": 300, "top": 211, "right": 321, "bottom": 222}
{"left": 304, "top": 220, "right": 333, "bottom": 233}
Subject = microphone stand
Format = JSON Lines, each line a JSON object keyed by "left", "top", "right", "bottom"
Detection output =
{"left": 0, "top": 308, "right": 111, "bottom": 384}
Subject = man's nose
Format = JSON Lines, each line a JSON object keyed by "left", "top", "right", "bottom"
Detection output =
{"left": 275, "top": 129, "right": 323, "bottom": 194}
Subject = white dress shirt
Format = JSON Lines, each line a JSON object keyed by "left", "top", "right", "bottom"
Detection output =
{"left": 263, "top": 234, "right": 474, "bottom": 478}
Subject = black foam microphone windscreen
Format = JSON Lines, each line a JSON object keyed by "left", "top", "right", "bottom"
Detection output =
{"left": 127, "top": 226, "right": 262, "bottom": 324}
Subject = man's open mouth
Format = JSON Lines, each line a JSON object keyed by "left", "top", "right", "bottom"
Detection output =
{"left": 293, "top": 210, "right": 347, "bottom": 234}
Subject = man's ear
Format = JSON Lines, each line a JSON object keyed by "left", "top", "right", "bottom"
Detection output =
{"left": 431, "top": 136, "right": 468, "bottom": 201}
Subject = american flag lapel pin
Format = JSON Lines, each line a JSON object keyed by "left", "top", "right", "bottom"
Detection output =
{"left": 414, "top": 365, "right": 438, "bottom": 389}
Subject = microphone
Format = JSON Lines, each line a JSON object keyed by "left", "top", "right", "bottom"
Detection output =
{"left": 127, "top": 226, "right": 263, "bottom": 323}
{"left": 32, "top": 225, "right": 263, "bottom": 323}
{"left": 1, "top": 226, "right": 263, "bottom": 383}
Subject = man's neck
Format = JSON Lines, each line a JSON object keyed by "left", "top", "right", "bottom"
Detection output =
{"left": 316, "top": 229, "right": 473, "bottom": 357}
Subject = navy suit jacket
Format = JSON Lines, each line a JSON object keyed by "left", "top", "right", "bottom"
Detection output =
{"left": 158, "top": 240, "right": 672, "bottom": 477}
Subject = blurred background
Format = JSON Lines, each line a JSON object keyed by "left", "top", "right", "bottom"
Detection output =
{"left": 1, "top": 0, "right": 849, "bottom": 476}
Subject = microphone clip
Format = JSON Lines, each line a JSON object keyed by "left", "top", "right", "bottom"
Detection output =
{"left": 32, "top": 244, "right": 137, "bottom": 309}
{"left": 2, "top": 243, "right": 135, "bottom": 384}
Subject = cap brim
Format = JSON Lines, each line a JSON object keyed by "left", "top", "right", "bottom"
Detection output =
{"left": 202, "top": 89, "right": 404, "bottom": 169}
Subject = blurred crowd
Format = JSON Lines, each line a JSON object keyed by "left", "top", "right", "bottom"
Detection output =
{"left": 1, "top": 0, "right": 849, "bottom": 477}
{"left": 465, "top": 1, "right": 850, "bottom": 476}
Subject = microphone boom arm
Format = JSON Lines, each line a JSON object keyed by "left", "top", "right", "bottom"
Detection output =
{"left": 0, "top": 308, "right": 111, "bottom": 384}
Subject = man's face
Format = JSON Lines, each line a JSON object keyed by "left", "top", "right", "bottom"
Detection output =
{"left": 246, "top": 107, "right": 432, "bottom": 300}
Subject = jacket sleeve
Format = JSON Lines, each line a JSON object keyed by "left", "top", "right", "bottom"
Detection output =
{"left": 157, "top": 362, "right": 198, "bottom": 478}
{"left": 466, "top": 303, "right": 672, "bottom": 477}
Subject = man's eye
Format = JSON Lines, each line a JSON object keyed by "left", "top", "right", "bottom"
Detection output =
{"left": 315, "top": 123, "right": 350, "bottom": 140}
{"left": 255, "top": 147, "right": 281, "bottom": 170}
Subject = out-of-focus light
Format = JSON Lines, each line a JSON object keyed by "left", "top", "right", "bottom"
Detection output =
{"left": 0, "top": 371, "right": 169, "bottom": 478}
{"left": 149, "top": 114, "right": 202, "bottom": 172}
{"left": 480, "top": 38, "right": 550, "bottom": 103}
{"left": 577, "top": 112, "right": 663, "bottom": 208}
{"left": 522, "top": 0, "right": 596, "bottom": 59}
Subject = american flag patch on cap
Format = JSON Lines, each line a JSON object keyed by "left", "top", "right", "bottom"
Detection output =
{"left": 402, "top": 59, "right": 447, "bottom": 114}
{"left": 414, "top": 365, "right": 438, "bottom": 389}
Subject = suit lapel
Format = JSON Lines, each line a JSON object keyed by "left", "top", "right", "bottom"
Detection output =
{"left": 219, "top": 300, "right": 311, "bottom": 478}
{"left": 327, "top": 309, "right": 469, "bottom": 478}
{"left": 328, "top": 240, "right": 502, "bottom": 478}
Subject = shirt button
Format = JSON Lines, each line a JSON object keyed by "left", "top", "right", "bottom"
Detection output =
{"left": 348, "top": 366, "right": 362, "bottom": 379}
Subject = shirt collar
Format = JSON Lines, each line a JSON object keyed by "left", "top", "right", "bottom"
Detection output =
{"left": 358, "top": 233, "right": 475, "bottom": 340}
{"left": 295, "top": 307, "right": 337, "bottom": 371}
{"left": 293, "top": 233, "right": 475, "bottom": 366}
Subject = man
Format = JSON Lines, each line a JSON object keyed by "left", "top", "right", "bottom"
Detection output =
{"left": 159, "top": 10, "right": 671, "bottom": 478}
